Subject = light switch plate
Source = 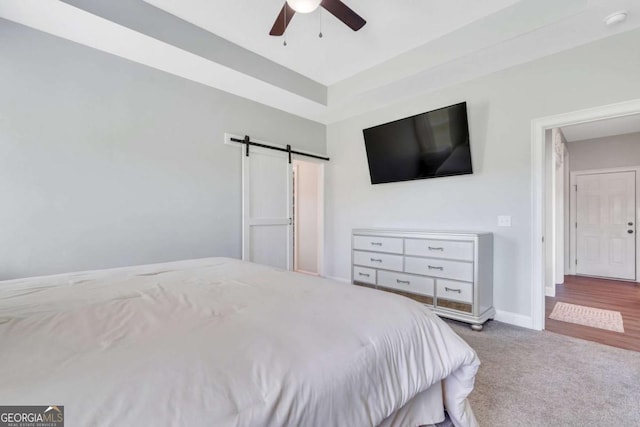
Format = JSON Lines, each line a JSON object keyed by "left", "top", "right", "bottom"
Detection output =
{"left": 498, "top": 215, "right": 512, "bottom": 227}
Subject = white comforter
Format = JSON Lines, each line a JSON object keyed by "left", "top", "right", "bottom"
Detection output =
{"left": 0, "top": 258, "right": 479, "bottom": 427}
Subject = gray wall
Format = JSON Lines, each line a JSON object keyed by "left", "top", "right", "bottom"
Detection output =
{"left": 568, "top": 132, "right": 640, "bottom": 172}
{"left": 0, "top": 22, "right": 325, "bottom": 280}
{"left": 324, "top": 28, "right": 640, "bottom": 322}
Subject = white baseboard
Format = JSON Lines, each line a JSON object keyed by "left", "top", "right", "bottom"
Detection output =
{"left": 296, "top": 269, "right": 319, "bottom": 276}
{"left": 494, "top": 309, "right": 534, "bottom": 329}
{"left": 545, "top": 286, "right": 556, "bottom": 297}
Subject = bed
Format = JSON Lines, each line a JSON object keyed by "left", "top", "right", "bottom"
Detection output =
{"left": 0, "top": 257, "right": 479, "bottom": 426}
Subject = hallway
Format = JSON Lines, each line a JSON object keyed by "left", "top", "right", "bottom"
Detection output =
{"left": 545, "top": 275, "right": 640, "bottom": 352}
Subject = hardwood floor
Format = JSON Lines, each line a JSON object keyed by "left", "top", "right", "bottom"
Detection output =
{"left": 545, "top": 275, "right": 640, "bottom": 352}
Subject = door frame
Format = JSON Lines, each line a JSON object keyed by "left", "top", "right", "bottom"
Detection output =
{"left": 531, "top": 98, "right": 640, "bottom": 331}
{"left": 225, "top": 133, "right": 326, "bottom": 276}
{"left": 568, "top": 167, "right": 640, "bottom": 279}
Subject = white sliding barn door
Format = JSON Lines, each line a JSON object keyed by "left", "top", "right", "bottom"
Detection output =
{"left": 576, "top": 171, "right": 636, "bottom": 280}
{"left": 242, "top": 146, "right": 293, "bottom": 270}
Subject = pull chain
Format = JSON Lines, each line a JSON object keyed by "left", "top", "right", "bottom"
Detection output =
{"left": 318, "top": 8, "right": 323, "bottom": 38}
{"left": 283, "top": 6, "right": 288, "bottom": 46}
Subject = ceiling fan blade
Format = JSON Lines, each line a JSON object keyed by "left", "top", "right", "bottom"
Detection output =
{"left": 321, "top": 0, "right": 366, "bottom": 31}
{"left": 269, "top": 3, "right": 296, "bottom": 36}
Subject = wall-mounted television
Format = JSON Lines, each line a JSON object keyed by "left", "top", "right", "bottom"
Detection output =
{"left": 362, "top": 102, "right": 472, "bottom": 184}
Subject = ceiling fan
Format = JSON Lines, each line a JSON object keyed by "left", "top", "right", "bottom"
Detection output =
{"left": 269, "top": 0, "right": 366, "bottom": 36}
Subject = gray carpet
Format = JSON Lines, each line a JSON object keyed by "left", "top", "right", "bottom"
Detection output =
{"left": 445, "top": 320, "right": 640, "bottom": 426}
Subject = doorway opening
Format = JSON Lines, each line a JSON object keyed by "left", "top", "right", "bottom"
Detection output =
{"left": 292, "top": 159, "right": 324, "bottom": 276}
{"left": 532, "top": 99, "right": 640, "bottom": 350}
{"left": 232, "top": 133, "right": 326, "bottom": 274}
{"left": 546, "top": 121, "right": 640, "bottom": 350}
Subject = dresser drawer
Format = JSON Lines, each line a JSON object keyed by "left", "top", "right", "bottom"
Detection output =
{"left": 404, "top": 238, "right": 474, "bottom": 261}
{"left": 353, "top": 266, "right": 376, "bottom": 284}
{"left": 353, "top": 235, "right": 403, "bottom": 254}
{"left": 353, "top": 250, "right": 403, "bottom": 271}
{"left": 404, "top": 256, "right": 474, "bottom": 282}
{"left": 437, "top": 279, "right": 473, "bottom": 304}
{"left": 377, "top": 271, "right": 434, "bottom": 297}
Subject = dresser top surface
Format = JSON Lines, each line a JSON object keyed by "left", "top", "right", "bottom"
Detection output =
{"left": 352, "top": 228, "right": 492, "bottom": 237}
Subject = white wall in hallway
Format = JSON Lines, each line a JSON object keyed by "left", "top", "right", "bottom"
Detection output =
{"left": 567, "top": 132, "right": 640, "bottom": 172}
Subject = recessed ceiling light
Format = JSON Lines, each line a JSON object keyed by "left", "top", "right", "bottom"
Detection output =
{"left": 604, "top": 10, "right": 628, "bottom": 26}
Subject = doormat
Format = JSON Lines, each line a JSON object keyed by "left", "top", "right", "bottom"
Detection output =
{"left": 549, "top": 302, "right": 624, "bottom": 333}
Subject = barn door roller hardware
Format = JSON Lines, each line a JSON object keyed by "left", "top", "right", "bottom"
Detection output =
{"left": 231, "top": 135, "right": 330, "bottom": 164}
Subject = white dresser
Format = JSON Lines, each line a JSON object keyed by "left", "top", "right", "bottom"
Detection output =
{"left": 351, "top": 229, "right": 494, "bottom": 330}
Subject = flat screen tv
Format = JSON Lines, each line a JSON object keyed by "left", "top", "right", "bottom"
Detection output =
{"left": 362, "top": 102, "right": 472, "bottom": 184}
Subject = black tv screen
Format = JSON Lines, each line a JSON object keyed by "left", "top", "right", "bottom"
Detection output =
{"left": 362, "top": 102, "right": 472, "bottom": 184}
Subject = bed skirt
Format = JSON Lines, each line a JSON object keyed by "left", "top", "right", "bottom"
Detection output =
{"left": 379, "top": 381, "right": 444, "bottom": 427}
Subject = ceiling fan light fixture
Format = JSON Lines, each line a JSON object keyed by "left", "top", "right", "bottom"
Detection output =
{"left": 286, "top": 0, "right": 322, "bottom": 14}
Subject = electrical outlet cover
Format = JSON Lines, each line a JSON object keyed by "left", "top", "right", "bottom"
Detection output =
{"left": 498, "top": 215, "right": 512, "bottom": 227}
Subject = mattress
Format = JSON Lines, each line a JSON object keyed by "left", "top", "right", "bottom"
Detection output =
{"left": 0, "top": 257, "right": 479, "bottom": 426}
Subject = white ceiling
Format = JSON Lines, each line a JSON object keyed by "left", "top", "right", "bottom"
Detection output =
{"left": 143, "top": 0, "right": 520, "bottom": 85}
{"left": 562, "top": 114, "right": 640, "bottom": 142}
{"left": 2, "top": 0, "right": 640, "bottom": 124}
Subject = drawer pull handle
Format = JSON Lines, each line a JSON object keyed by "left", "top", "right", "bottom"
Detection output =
{"left": 445, "top": 287, "right": 462, "bottom": 293}
{"left": 370, "top": 258, "right": 382, "bottom": 263}
{"left": 370, "top": 242, "right": 383, "bottom": 246}
{"left": 428, "top": 265, "right": 444, "bottom": 270}
{"left": 358, "top": 273, "right": 370, "bottom": 277}
{"left": 396, "top": 279, "right": 410, "bottom": 285}
{"left": 428, "top": 246, "right": 444, "bottom": 251}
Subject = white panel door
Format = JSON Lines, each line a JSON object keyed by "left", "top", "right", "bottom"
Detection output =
{"left": 576, "top": 171, "right": 636, "bottom": 280}
{"left": 242, "top": 146, "right": 293, "bottom": 270}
